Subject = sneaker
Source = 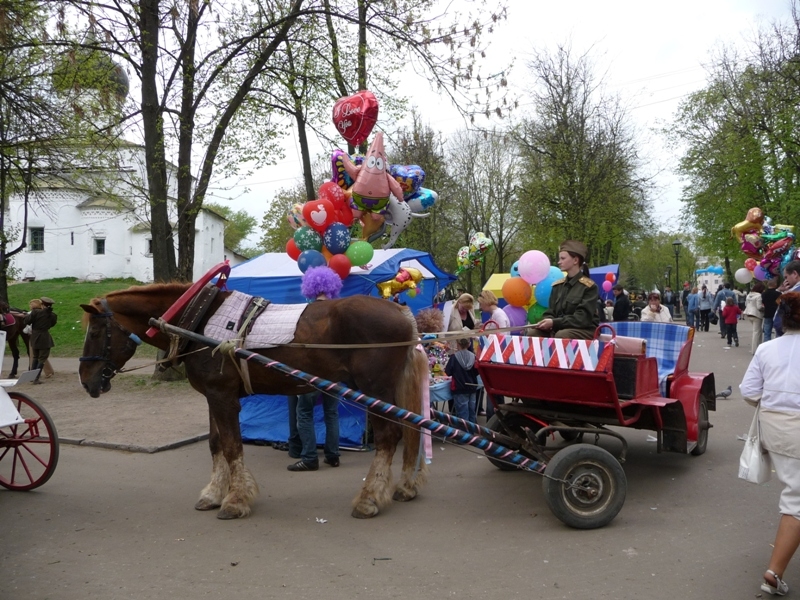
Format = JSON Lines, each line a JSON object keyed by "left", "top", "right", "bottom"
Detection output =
{"left": 324, "top": 456, "right": 340, "bottom": 467}
{"left": 735, "top": 340, "right": 739, "bottom": 347}
{"left": 287, "top": 459, "right": 319, "bottom": 472}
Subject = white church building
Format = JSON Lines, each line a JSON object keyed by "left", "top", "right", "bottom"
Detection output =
{"left": 7, "top": 145, "right": 229, "bottom": 283}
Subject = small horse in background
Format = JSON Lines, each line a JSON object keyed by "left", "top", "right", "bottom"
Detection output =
{"left": 78, "top": 283, "right": 429, "bottom": 520}
{"left": 0, "top": 303, "right": 29, "bottom": 378}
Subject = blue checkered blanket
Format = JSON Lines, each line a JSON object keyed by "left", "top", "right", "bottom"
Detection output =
{"left": 605, "top": 322, "right": 692, "bottom": 396}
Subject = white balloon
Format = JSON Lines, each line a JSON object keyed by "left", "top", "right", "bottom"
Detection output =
{"left": 735, "top": 267, "right": 754, "bottom": 284}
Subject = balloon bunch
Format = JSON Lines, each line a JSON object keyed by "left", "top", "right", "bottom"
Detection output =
{"left": 601, "top": 272, "right": 616, "bottom": 293}
{"left": 732, "top": 207, "right": 798, "bottom": 282}
{"left": 455, "top": 232, "right": 494, "bottom": 276}
{"left": 329, "top": 91, "right": 436, "bottom": 248}
{"left": 497, "top": 250, "right": 567, "bottom": 327}
{"left": 376, "top": 267, "right": 423, "bottom": 299}
{"left": 285, "top": 181, "right": 374, "bottom": 279}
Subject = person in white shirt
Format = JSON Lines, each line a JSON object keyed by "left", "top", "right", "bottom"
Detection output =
{"left": 740, "top": 292, "right": 800, "bottom": 596}
{"left": 477, "top": 290, "right": 510, "bottom": 329}
{"left": 639, "top": 292, "right": 673, "bottom": 323}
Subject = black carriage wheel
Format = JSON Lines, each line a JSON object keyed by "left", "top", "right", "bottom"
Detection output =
{"left": 690, "top": 397, "right": 710, "bottom": 456}
{"left": 0, "top": 392, "right": 60, "bottom": 491}
{"left": 484, "top": 414, "right": 541, "bottom": 471}
{"left": 542, "top": 444, "right": 626, "bottom": 529}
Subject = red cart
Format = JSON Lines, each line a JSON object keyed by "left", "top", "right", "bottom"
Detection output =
{"left": 476, "top": 322, "right": 716, "bottom": 529}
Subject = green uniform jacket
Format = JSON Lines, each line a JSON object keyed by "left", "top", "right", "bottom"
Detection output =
{"left": 543, "top": 273, "right": 600, "bottom": 333}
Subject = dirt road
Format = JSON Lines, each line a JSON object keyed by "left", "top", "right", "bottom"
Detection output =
{"left": 0, "top": 325, "right": 787, "bottom": 599}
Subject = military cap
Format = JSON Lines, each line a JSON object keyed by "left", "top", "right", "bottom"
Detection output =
{"left": 560, "top": 240, "right": 588, "bottom": 261}
{"left": 40, "top": 296, "right": 55, "bottom": 305}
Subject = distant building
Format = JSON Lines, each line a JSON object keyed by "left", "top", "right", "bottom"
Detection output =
{"left": 696, "top": 265, "right": 724, "bottom": 290}
{"left": 6, "top": 145, "right": 226, "bottom": 282}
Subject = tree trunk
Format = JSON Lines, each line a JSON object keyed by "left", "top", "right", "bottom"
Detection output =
{"left": 356, "top": 0, "right": 368, "bottom": 154}
{"left": 140, "top": 0, "right": 177, "bottom": 282}
{"left": 295, "top": 109, "right": 315, "bottom": 200}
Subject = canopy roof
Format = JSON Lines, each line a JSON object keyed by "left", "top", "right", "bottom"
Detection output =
{"left": 226, "top": 248, "right": 456, "bottom": 313}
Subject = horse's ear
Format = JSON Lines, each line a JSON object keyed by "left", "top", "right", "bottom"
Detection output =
{"left": 80, "top": 303, "right": 100, "bottom": 314}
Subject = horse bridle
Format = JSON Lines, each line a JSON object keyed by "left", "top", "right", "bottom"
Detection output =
{"left": 79, "top": 298, "right": 142, "bottom": 384}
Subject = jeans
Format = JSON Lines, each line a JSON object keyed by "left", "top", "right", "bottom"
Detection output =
{"left": 452, "top": 392, "right": 477, "bottom": 423}
{"left": 699, "top": 309, "right": 710, "bottom": 331}
{"left": 686, "top": 309, "right": 699, "bottom": 329}
{"left": 666, "top": 305, "right": 674, "bottom": 318}
{"left": 725, "top": 323, "right": 739, "bottom": 345}
{"left": 764, "top": 317, "right": 774, "bottom": 341}
{"left": 485, "top": 394, "right": 505, "bottom": 420}
{"left": 288, "top": 392, "right": 340, "bottom": 462}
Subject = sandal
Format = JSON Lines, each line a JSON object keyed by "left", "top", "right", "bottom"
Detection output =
{"left": 762, "top": 570, "right": 789, "bottom": 596}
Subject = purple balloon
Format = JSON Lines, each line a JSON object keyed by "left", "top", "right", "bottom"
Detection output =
{"left": 753, "top": 265, "right": 769, "bottom": 281}
{"left": 502, "top": 305, "right": 528, "bottom": 328}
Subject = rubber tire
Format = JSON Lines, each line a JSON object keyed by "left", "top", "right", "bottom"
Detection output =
{"left": 484, "top": 414, "right": 540, "bottom": 471}
{"left": 0, "top": 392, "right": 60, "bottom": 491}
{"left": 690, "top": 397, "right": 710, "bottom": 456}
{"left": 542, "top": 443, "right": 626, "bottom": 529}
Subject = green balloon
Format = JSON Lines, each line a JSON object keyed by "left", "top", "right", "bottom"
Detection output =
{"left": 345, "top": 241, "right": 374, "bottom": 267}
{"left": 527, "top": 304, "right": 546, "bottom": 323}
{"left": 293, "top": 226, "right": 322, "bottom": 252}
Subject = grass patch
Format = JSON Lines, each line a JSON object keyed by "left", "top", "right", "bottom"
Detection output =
{"left": 7, "top": 278, "right": 160, "bottom": 357}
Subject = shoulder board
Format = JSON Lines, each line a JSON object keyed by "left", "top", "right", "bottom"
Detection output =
{"left": 579, "top": 276, "right": 595, "bottom": 287}
{"left": 552, "top": 279, "right": 566, "bottom": 286}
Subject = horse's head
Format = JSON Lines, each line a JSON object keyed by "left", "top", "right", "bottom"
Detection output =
{"left": 79, "top": 299, "right": 142, "bottom": 397}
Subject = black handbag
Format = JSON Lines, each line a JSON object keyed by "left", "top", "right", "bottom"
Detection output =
{"left": 709, "top": 312, "right": 719, "bottom": 325}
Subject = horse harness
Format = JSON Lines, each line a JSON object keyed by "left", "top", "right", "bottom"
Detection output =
{"left": 79, "top": 298, "right": 142, "bottom": 385}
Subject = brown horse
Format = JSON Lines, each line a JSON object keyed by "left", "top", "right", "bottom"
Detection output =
{"left": 1, "top": 310, "right": 30, "bottom": 378}
{"left": 78, "top": 283, "right": 429, "bottom": 520}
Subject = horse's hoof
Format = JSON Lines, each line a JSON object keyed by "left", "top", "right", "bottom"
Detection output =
{"left": 216, "top": 508, "right": 241, "bottom": 520}
{"left": 392, "top": 487, "right": 418, "bottom": 502}
{"left": 194, "top": 498, "right": 221, "bottom": 511}
{"left": 351, "top": 499, "right": 379, "bottom": 519}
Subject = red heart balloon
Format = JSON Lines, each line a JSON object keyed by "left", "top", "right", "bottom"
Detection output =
{"left": 332, "top": 90, "right": 379, "bottom": 146}
{"left": 302, "top": 199, "right": 335, "bottom": 233}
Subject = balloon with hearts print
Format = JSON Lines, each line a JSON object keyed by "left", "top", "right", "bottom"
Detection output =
{"left": 332, "top": 90, "right": 379, "bottom": 146}
{"left": 302, "top": 199, "right": 336, "bottom": 233}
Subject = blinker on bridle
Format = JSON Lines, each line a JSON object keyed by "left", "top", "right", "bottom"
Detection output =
{"left": 79, "top": 298, "right": 142, "bottom": 382}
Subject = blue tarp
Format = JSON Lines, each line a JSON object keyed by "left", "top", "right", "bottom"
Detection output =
{"left": 240, "top": 393, "right": 367, "bottom": 448}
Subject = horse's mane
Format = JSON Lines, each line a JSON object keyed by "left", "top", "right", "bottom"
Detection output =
{"left": 81, "top": 282, "right": 192, "bottom": 329}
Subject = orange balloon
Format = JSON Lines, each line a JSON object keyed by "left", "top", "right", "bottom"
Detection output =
{"left": 321, "top": 246, "right": 334, "bottom": 262}
{"left": 502, "top": 277, "right": 532, "bottom": 307}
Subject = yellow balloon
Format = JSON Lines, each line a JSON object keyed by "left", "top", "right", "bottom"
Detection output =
{"left": 731, "top": 219, "right": 762, "bottom": 238}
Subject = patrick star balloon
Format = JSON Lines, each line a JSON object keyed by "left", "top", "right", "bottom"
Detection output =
{"left": 340, "top": 132, "right": 404, "bottom": 212}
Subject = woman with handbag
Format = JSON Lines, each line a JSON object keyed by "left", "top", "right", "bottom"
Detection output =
{"left": 740, "top": 292, "right": 800, "bottom": 595}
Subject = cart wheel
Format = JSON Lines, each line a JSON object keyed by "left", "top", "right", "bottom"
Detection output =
{"left": 484, "top": 414, "right": 541, "bottom": 471}
{"left": 0, "top": 392, "right": 59, "bottom": 491}
{"left": 690, "top": 397, "right": 710, "bottom": 456}
{"left": 542, "top": 444, "right": 626, "bottom": 529}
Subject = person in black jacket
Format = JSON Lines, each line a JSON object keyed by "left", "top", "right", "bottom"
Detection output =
{"left": 612, "top": 285, "right": 631, "bottom": 321}
{"left": 23, "top": 296, "right": 57, "bottom": 384}
{"left": 445, "top": 338, "right": 479, "bottom": 423}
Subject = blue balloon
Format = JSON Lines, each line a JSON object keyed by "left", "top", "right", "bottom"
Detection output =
{"left": 297, "top": 249, "right": 326, "bottom": 273}
{"left": 534, "top": 268, "right": 566, "bottom": 308}
{"left": 510, "top": 261, "right": 520, "bottom": 277}
{"left": 323, "top": 222, "right": 351, "bottom": 254}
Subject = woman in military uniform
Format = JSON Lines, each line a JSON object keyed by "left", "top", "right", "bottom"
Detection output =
{"left": 532, "top": 240, "right": 599, "bottom": 340}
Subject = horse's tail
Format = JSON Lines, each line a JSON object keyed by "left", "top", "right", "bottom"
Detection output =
{"left": 394, "top": 335, "right": 431, "bottom": 492}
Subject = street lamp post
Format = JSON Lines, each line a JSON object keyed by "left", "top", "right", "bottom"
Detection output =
{"left": 673, "top": 241, "right": 682, "bottom": 318}
{"left": 665, "top": 265, "right": 672, "bottom": 290}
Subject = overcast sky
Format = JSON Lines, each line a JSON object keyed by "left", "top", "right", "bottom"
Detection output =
{"left": 210, "top": 0, "right": 794, "bottom": 247}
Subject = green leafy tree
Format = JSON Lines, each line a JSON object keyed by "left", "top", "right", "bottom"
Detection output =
{"left": 669, "top": 9, "right": 800, "bottom": 279}
{"left": 515, "top": 44, "right": 652, "bottom": 267}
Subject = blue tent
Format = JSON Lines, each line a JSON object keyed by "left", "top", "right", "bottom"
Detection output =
{"left": 224, "top": 248, "right": 456, "bottom": 313}
{"left": 225, "top": 249, "right": 455, "bottom": 447}
{"left": 590, "top": 264, "right": 620, "bottom": 302}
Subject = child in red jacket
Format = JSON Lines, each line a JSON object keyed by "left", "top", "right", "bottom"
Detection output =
{"left": 722, "top": 296, "right": 742, "bottom": 347}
